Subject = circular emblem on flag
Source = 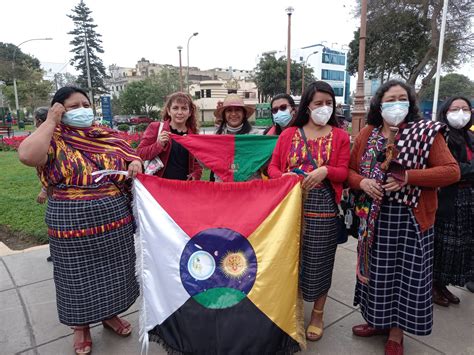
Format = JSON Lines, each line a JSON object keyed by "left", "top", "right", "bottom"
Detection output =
{"left": 180, "top": 228, "right": 257, "bottom": 309}
{"left": 187, "top": 251, "right": 216, "bottom": 281}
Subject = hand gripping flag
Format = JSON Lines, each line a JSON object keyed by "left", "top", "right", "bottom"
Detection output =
{"left": 171, "top": 134, "right": 278, "bottom": 182}
{"left": 134, "top": 173, "right": 305, "bottom": 354}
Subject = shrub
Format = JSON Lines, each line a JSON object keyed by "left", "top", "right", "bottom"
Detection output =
{"left": 117, "top": 124, "right": 130, "bottom": 132}
{"left": 135, "top": 123, "right": 149, "bottom": 132}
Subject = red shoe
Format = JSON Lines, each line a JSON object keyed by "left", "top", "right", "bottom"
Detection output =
{"left": 385, "top": 339, "right": 403, "bottom": 355}
{"left": 352, "top": 323, "right": 390, "bottom": 337}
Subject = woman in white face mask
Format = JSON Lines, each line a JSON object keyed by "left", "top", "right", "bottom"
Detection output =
{"left": 18, "top": 87, "right": 142, "bottom": 355}
{"left": 347, "top": 80, "right": 461, "bottom": 354}
{"left": 268, "top": 81, "right": 351, "bottom": 341}
{"left": 433, "top": 96, "right": 474, "bottom": 304}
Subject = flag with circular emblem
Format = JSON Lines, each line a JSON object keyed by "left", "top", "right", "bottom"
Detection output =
{"left": 134, "top": 173, "right": 305, "bottom": 354}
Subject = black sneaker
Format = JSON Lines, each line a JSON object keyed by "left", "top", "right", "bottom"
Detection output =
{"left": 46, "top": 256, "right": 53, "bottom": 262}
{"left": 466, "top": 281, "right": 474, "bottom": 293}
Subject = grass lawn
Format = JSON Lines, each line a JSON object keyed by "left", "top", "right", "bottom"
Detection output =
{"left": 0, "top": 151, "right": 47, "bottom": 244}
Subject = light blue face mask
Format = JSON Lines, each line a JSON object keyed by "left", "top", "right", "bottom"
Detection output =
{"left": 62, "top": 107, "right": 94, "bottom": 127}
{"left": 273, "top": 109, "right": 293, "bottom": 127}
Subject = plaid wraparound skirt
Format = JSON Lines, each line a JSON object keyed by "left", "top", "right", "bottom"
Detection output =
{"left": 301, "top": 185, "right": 338, "bottom": 302}
{"left": 46, "top": 194, "right": 139, "bottom": 326}
{"left": 434, "top": 186, "right": 473, "bottom": 286}
{"left": 354, "top": 201, "right": 434, "bottom": 336}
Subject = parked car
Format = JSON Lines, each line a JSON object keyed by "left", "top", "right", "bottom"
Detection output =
{"left": 130, "top": 116, "right": 153, "bottom": 124}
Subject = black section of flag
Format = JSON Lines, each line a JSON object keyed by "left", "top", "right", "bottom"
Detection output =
{"left": 149, "top": 297, "right": 300, "bottom": 355}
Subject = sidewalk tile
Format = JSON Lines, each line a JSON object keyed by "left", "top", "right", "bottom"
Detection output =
{"left": 20, "top": 279, "right": 70, "bottom": 345}
{"left": 0, "top": 289, "right": 33, "bottom": 354}
{"left": 306, "top": 311, "right": 442, "bottom": 354}
{"left": 412, "top": 286, "right": 474, "bottom": 354}
{"left": 3, "top": 248, "right": 52, "bottom": 287}
{"left": 35, "top": 311, "right": 166, "bottom": 355}
{"left": 0, "top": 259, "right": 14, "bottom": 291}
{"left": 328, "top": 247, "right": 358, "bottom": 308}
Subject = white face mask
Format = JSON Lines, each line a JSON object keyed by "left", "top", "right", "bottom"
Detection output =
{"left": 381, "top": 101, "right": 409, "bottom": 126}
{"left": 310, "top": 106, "right": 333, "bottom": 126}
{"left": 446, "top": 109, "right": 471, "bottom": 129}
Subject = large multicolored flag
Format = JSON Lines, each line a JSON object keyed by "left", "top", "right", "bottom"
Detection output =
{"left": 172, "top": 134, "right": 278, "bottom": 181}
{"left": 134, "top": 173, "right": 305, "bottom": 354}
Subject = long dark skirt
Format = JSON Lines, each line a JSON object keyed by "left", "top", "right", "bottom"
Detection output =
{"left": 354, "top": 201, "right": 434, "bottom": 336}
{"left": 434, "top": 186, "right": 473, "bottom": 286}
{"left": 47, "top": 194, "right": 139, "bottom": 326}
{"left": 300, "top": 185, "right": 338, "bottom": 302}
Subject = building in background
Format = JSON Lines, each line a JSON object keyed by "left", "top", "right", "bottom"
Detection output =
{"left": 296, "top": 44, "right": 350, "bottom": 104}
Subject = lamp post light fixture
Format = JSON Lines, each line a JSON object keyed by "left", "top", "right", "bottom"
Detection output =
{"left": 301, "top": 51, "right": 318, "bottom": 94}
{"left": 12, "top": 37, "right": 52, "bottom": 127}
{"left": 285, "top": 6, "right": 294, "bottom": 94}
{"left": 186, "top": 32, "right": 199, "bottom": 93}
{"left": 177, "top": 46, "right": 183, "bottom": 92}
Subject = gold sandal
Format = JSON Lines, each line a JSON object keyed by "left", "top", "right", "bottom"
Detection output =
{"left": 306, "top": 309, "right": 324, "bottom": 341}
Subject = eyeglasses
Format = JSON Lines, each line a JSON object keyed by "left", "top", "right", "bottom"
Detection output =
{"left": 448, "top": 107, "right": 471, "bottom": 113}
{"left": 271, "top": 104, "right": 289, "bottom": 114}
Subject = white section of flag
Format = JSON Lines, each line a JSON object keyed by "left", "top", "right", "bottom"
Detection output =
{"left": 134, "top": 179, "right": 191, "bottom": 334}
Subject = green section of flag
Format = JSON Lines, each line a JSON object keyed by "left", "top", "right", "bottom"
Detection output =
{"left": 193, "top": 287, "right": 246, "bottom": 309}
{"left": 234, "top": 135, "right": 278, "bottom": 181}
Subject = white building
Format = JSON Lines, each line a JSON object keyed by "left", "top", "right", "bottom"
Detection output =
{"left": 295, "top": 44, "right": 350, "bottom": 104}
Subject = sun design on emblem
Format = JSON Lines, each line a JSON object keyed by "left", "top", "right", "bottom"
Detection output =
{"left": 220, "top": 251, "right": 248, "bottom": 279}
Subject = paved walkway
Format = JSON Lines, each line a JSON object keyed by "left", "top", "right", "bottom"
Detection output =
{"left": 1, "top": 239, "right": 472, "bottom": 355}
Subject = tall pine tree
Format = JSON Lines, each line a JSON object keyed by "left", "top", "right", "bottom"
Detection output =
{"left": 67, "top": 0, "right": 108, "bottom": 98}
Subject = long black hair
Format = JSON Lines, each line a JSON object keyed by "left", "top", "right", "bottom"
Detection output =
{"left": 293, "top": 81, "right": 338, "bottom": 128}
{"left": 367, "top": 80, "right": 421, "bottom": 126}
{"left": 437, "top": 96, "right": 473, "bottom": 162}
{"left": 51, "top": 86, "right": 90, "bottom": 106}
{"left": 265, "top": 93, "right": 297, "bottom": 135}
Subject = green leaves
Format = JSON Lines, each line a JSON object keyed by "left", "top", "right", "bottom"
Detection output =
{"left": 67, "top": 0, "right": 108, "bottom": 94}
{"left": 253, "top": 54, "right": 315, "bottom": 100}
{"left": 120, "top": 67, "right": 181, "bottom": 115}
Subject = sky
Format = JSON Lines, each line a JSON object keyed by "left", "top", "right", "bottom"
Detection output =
{"left": 1, "top": 0, "right": 473, "bottom": 81}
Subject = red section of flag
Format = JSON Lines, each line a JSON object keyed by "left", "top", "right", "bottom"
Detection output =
{"left": 172, "top": 134, "right": 235, "bottom": 182}
{"left": 136, "top": 174, "right": 300, "bottom": 238}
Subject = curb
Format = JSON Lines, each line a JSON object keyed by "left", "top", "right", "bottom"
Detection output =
{"left": 0, "top": 242, "right": 49, "bottom": 257}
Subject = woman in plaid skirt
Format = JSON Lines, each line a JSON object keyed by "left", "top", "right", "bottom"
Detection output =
{"left": 19, "top": 87, "right": 142, "bottom": 355}
{"left": 433, "top": 96, "right": 473, "bottom": 306}
{"left": 347, "top": 80, "right": 460, "bottom": 355}
{"left": 269, "top": 81, "right": 350, "bottom": 342}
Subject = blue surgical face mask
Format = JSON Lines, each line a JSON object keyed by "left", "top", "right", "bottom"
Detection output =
{"left": 273, "top": 109, "right": 293, "bottom": 127}
{"left": 62, "top": 107, "right": 94, "bottom": 127}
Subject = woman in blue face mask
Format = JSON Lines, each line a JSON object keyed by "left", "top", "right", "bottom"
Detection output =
{"left": 264, "top": 93, "right": 297, "bottom": 135}
{"left": 18, "top": 87, "right": 142, "bottom": 355}
{"left": 347, "top": 80, "right": 460, "bottom": 354}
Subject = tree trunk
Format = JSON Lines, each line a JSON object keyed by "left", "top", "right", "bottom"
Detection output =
{"left": 416, "top": 64, "right": 438, "bottom": 99}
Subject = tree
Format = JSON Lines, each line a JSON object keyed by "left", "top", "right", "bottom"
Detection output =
{"left": 347, "top": 0, "right": 473, "bottom": 94}
{"left": 0, "top": 42, "right": 42, "bottom": 85}
{"left": 419, "top": 73, "right": 474, "bottom": 101}
{"left": 67, "top": 0, "right": 108, "bottom": 95}
{"left": 53, "top": 72, "right": 78, "bottom": 90}
{"left": 0, "top": 42, "right": 52, "bottom": 113}
{"left": 253, "top": 54, "right": 315, "bottom": 101}
{"left": 119, "top": 67, "right": 180, "bottom": 115}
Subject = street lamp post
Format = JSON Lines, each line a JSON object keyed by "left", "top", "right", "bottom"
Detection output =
{"left": 351, "top": 0, "right": 367, "bottom": 139}
{"left": 186, "top": 32, "right": 199, "bottom": 93}
{"left": 285, "top": 7, "right": 294, "bottom": 94}
{"left": 301, "top": 51, "right": 318, "bottom": 94}
{"left": 12, "top": 37, "right": 52, "bottom": 127}
{"left": 177, "top": 46, "right": 183, "bottom": 92}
